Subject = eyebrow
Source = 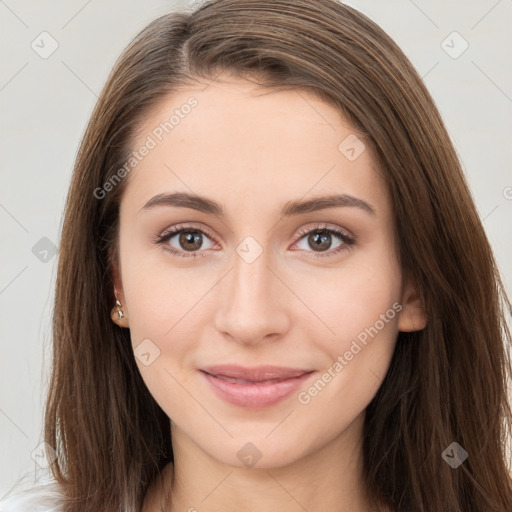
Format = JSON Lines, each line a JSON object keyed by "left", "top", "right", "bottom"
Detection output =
{"left": 140, "top": 192, "right": 376, "bottom": 217}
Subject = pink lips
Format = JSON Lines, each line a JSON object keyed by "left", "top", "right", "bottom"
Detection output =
{"left": 199, "top": 364, "right": 315, "bottom": 408}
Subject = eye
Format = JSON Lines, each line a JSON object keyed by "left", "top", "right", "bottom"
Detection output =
{"left": 154, "top": 223, "right": 217, "bottom": 258}
{"left": 291, "top": 223, "right": 355, "bottom": 258}
{"left": 154, "top": 222, "right": 355, "bottom": 259}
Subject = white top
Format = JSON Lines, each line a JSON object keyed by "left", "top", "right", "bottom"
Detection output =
{"left": 2, "top": 463, "right": 171, "bottom": 511}
{"left": 0, "top": 471, "right": 64, "bottom": 512}
{"left": 0, "top": 484, "right": 64, "bottom": 512}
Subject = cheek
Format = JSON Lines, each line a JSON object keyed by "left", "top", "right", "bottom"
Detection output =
{"left": 118, "top": 229, "right": 207, "bottom": 340}
{"left": 122, "top": 262, "right": 204, "bottom": 417}
{"left": 295, "top": 299, "right": 400, "bottom": 440}
{"left": 288, "top": 249, "right": 402, "bottom": 345}
{"left": 291, "top": 247, "right": 401, "bottom": 410}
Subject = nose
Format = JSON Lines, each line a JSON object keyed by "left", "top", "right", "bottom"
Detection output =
{"left": 214, "top": 245, "right": 290, "bottom": 346}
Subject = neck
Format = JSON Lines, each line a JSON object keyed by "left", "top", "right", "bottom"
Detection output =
{"left": 160, "top": 412, "right": 383, "bottom": 512}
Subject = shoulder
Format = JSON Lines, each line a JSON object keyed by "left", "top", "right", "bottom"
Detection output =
{"left": 1, "top": 479, "right": 65, "bottom": 512}
{"left": 2, "top": 463, "right": 175, "bottom": 512}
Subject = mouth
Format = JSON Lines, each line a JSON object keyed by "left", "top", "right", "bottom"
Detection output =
{"left": 199, "top": 365, "right": 316, "bottom": 408}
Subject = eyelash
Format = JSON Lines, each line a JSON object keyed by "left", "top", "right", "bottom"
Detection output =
{"left": 153, "top": 222, "right": 356, "bottom": 259}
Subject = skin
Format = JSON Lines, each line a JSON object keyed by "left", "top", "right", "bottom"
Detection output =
{"left": 111, "top": 74, "right": 427, "bottom": 512}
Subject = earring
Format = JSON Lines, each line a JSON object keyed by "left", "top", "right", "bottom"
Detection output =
{"left": 111, "top": 296, "right": 129, "bottom": 328}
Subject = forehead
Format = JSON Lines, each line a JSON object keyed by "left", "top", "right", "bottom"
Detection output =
{"left": 124, "top": 75, "right": 387, "bottom": 217}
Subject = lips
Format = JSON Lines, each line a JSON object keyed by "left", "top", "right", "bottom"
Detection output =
{"left": 199, "top": 365, "right": 316, "bottom": 408}
{"left": 200, "top": 365, "right": 312, "bottom": 381}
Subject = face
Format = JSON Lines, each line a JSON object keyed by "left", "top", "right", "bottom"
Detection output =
{"left": 112, "top": 74, "right": 423, "bottom": 469}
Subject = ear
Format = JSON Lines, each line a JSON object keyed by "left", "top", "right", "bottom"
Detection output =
{"left": 109, "top": 247, "right": 130, "bottom": 328}
{"left": 109, "top": 247, "right": 127, "bottom": 308}
{"left": 398, "top": 280, "right": 427, "bottom": 332}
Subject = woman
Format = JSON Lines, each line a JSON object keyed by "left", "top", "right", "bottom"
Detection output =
{"left": 2, "top": 0, "right": 511, "bottom": 511}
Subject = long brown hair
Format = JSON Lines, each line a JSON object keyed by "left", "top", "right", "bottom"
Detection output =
{"left": 44, "top": 0, "right": 512, "bottom": 510}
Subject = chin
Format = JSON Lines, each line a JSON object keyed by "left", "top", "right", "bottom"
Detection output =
{"left": 197, "top": 431, "right": 316, "bottom": 470}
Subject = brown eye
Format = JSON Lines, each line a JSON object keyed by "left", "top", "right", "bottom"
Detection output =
{"left": 292, "top": 224, "right": 355, "bottom": 258}
{"left": 178, "top": 230, "right": 204, "bottom": 251}
{"left": 155, "top": 224, "right": 217, "bottom": 258}
{"left": 307, "top": 231, "right": 333, "bottom": 252}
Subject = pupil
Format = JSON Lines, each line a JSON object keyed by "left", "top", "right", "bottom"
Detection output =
{"left": 310, "top": 231, "right": 331, "bottom": 251}
{"left": 180, "top": 231, "right": 202, "bottom": 251}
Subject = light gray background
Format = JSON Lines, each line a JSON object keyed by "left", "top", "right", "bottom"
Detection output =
{"left": 1, "top": 0, "right": 511, "bottom": 495}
